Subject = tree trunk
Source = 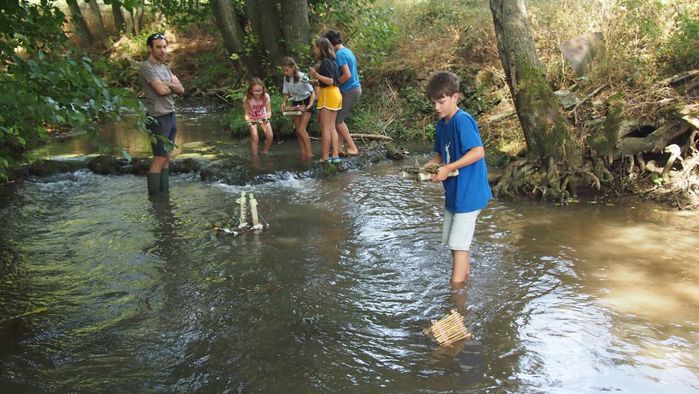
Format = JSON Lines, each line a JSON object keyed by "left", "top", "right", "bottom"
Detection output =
{"left": 88, "top": 0, "right": 110, "bottom": 49}
{"left": 112, "top": 1, "right": 126, "bottom": 35}
{"left": 280, "top": 0, "right": 310, "bottom": 57}
{"left": 489, "top": 0, "right": 579, "bottom": 166}
{"left": 123, "top": 7, "right": 133, "bottom": 36}
{"left": 66, "top": 0, "right": 95, "bottom": 46}
{"left": 210, "top": 0, "right": 246, "bottom": 55}
{"left": 247, "top": 0, "right": 286, "bottom": 67}
{"left": 210, "top": 0, "right": 261, "bottom": 78}
{"left": 135, "top": 6, "right": 143, "bottom": 36}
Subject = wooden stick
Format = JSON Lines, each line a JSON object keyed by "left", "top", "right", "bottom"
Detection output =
{"left": 349, "top": 133, "right": 393, "bottom": 141}
{"left": 573, "top": 83, "right": 608, "bottom": 111}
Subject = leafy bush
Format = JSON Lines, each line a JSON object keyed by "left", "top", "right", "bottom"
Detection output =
{"left": 660, "top": 8, "right": 699, "bottom": 72}
{"left": 0, "top": 1, "right": 142, "bottom": 181}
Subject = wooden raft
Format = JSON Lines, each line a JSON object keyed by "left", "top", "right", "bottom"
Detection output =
{"left": 423, "top": 309, "right": 471, "bottom": 346}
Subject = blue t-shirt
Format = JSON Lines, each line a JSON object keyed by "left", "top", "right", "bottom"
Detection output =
{"left": 335, "top": 47, "right": 360, "bottom": 93}
{"left": 433, "top": 109, "right": 492, "bottom": 213}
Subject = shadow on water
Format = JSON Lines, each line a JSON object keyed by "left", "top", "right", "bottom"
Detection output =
{"left": 1, "top": 106, "right": 698, "bottom": 392}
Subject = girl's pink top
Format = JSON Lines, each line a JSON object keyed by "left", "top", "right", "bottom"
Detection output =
{"left": 246, "top": 93, "right": 270, "bottom": 120}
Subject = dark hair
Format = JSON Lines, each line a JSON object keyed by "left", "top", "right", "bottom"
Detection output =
{"left": 281, "top": 56, "right": 301, "bottom": 83}
{"left": 324, "top": 30, "right": 343, "bottom": 46}
{"left": 245, "top": 77, "right": 268, "bottom": 101}
{"left": 314, "top": 37, "right": 336, "bottom": 60}
{"left": 146, "top": 33, "right": 167, "bottom": 48}
{"left": 426, "top": 71, "right": 460, "bottom": 100}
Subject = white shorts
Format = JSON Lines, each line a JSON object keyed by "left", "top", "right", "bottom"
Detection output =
{"left": 441, "top": 209, "right": 481, "bottom": 251}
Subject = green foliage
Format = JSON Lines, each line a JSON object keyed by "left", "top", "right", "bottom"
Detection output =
{"left": 659, "top": 8, "right": 699, "bottom": 72}
{"left": 192, "top": 52, "right": 232, "bottom": 87}
{"left": 411, "top": 0, "right": 478, "bottom": 29}
{"left": 150, "top": 0, "right": 211, "bottom": 27}
{"left": 652, "top": 173, "right": 664, "bottom": 186}
{"left": 311, "top": 0, "right": 398, "bottom": 71}
{"left": 598, "top": 0, "right": 674, "bottom": 86}
{"left": 348, "top": 6, "right": 398, "bottom": 67}
{"left": 225, "top": 89, "right": 298, "bottom": 138}
{"left": 0, "top": 0, "right": 143, "bottom": 181}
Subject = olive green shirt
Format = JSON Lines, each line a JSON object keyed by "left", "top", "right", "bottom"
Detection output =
{"left": 138, "top": 59, "right": 175, "bottom": 117}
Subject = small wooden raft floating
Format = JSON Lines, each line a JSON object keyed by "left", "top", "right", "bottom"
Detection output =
{"left": 423, "top": 309, "right": 471, "bottom": 346}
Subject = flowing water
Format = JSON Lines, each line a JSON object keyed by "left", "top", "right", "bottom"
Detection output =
{"left": 1, "top": 105, "right": 698, "bottom": 392}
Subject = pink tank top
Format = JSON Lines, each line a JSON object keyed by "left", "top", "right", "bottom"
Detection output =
{"left": 246, "top": 93, "right": 270, "bottom": 120}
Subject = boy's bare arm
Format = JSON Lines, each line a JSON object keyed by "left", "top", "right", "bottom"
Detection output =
{"left": 431, "top": 146, "right": 485, "bottom": 182}
{"left": 339, "top": 65, "right": 351, "bottom": 85}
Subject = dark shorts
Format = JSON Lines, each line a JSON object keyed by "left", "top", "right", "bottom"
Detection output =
{"left": 292, "top": 96, "right": 316, "bottom": 114}
{"left": 337, "top": 86, "right": 361, "bottom": 124}
{"left": 147, "top": 112, "right": 177, "bottom": 157}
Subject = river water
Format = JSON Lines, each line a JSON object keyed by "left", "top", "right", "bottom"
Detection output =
{"left": 1, "top": 105, "right": 698, "bottom": 392}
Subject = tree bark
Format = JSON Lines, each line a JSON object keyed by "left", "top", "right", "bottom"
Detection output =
{"left": 135, "top": 6, "right": 143, "bottom": 35}
{"left": 210, "top": 0, "right": 246, "bottom": 55}
{"left": 280, "top": 0, "right": 310, "bottom": 57}
{"left": 88, "top": 0, "right": 110, "bottom": 49}
{"left": 247, "top": 0, "right": 286, "bottom": 66}
{"left": 66, "top": 0, "right": 95, "bottom": 46}
{"left": 490, "top": 0, "right": 579, "bottom": 166}
{"left": 123, "top": 7, "right": 133, "bottom": 36}
{"left": 211, "top": 0, "right": 262, "bottom": 78}
{"left": 111, "top": 1, "right": 126, "bottom": 35}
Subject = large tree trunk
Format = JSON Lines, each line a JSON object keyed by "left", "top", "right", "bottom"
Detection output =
{"left": 211, "top": 0, "right": 257, "bottom": 77}
{"left": 247, "top": 0, "right": 286, "bottom": 67}
{"left": 135, "top": 6, "right": 143, "bottom": 35}
{"left": 88, "top": 0, "right": 110, "bottom": 49}
{"left": 66, "top": 0, "right": 95, "bottom": 46}
{"left": 490, "top": 0, "right": 579, "bottom": 166}
{"left": 123, "top": 7, "right": 134, "bottom": 36}
{"left": 112, "top": 1, "right": 126, "bottom": 35}
{"left": 210, "top": 0, "right": 246, "bottom": 55}
{"left": 280, "top": 0, "right": 310, "bottom": 57}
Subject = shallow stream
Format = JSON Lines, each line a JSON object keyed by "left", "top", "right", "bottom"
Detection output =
{"left": 1, "top": 105, "right": 698, "bottom": 392}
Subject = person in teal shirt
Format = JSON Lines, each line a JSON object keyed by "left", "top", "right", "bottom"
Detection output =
{"left": 422, "top": 71, "right": 492, "bottom": 286}
{"left": 324, "top": 30, "right": 360, "bottom": 156}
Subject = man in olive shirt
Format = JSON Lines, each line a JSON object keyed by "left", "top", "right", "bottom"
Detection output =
{"left": 139, "top": 33, "right": 185, "bottom": 196}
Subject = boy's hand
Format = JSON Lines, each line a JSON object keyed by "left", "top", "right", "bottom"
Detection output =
{"left": 431, "top": 165, "right": 450, "bottom": 182}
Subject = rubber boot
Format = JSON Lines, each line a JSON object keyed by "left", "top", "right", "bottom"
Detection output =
{"left": 160, "top": 168, "right": 169, "bottom": 193}
{"left": 147, "top": 172, "right": 161, "bottom": 196}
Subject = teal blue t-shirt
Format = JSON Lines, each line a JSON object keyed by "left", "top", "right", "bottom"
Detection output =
{"left": 335, "top": 47, "right": 360, "bottom": 93}
{"left": 433, "top": 109, "right": 492, "bottom": 213}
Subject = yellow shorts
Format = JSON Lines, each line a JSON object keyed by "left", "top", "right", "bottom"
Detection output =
{"left": 317, "top": 86, "right": 342, "bottom": 111}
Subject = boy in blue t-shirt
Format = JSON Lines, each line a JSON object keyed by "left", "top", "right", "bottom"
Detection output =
{"left": 423, "top": 71, "right": 492, "bottom": 285}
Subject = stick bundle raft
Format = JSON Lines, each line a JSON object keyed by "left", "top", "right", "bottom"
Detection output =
{"left": 423, "top": 309, "right": 471, "bottom": 346}
{"left": 215, "top": 191, "right": 269, "bottom": 236}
